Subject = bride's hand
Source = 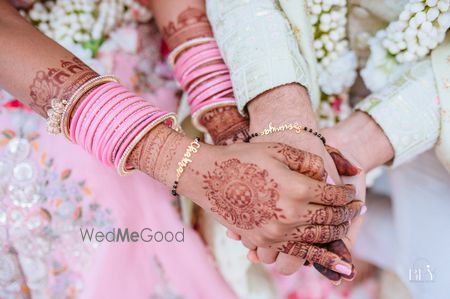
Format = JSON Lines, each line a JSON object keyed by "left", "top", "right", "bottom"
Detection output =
{"left": 175, "top": 139, "right": 362, "bottom": 274}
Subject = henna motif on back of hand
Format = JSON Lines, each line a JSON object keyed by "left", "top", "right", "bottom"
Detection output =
{"left": 203, "top": 159, "right": 283, "bottom": 230}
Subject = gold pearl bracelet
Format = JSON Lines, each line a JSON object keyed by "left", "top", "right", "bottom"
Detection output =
{"left": 246, "top": 122, "right": 326, "bottom": 144}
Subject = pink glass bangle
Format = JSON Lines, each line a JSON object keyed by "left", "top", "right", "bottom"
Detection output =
{"left": 72, "top": 82, "right": 119, "bottom": 143}
{"left": 98, "top": 100, "right": 150, "bottom": 166}
{"left": 83, "top": 90, "right": 129, "bottom": 153}
{"left": 186, "top": 69, "right": 229, "bottom": 95}
{"left": 75, "top": 83, "right": 121, "bottom": 144}
{"left": 176, "top": 53, "right": 223, "bottom": 82}
{"left": 189, "top": 80, "right": 232, "bottom": 108}
{"left": 86, "top": 91, "right": 138, "bottom": 154}
{"left": 109, "top": 108, "right": 162, "bottom": 166}
{"left": 175, "top": 41, "right": 218, "bottom": 69}
{"left": 116, "top": 113, "right": 178, "bottom": 176}
{"left": 91, "top": 96, "right": 144, "bottom": 159}
{"left": 113, "top": 110, "right": 167, "bottom": 168}
{"left": 188, "top": 74, "right": 231, "bottom": 104}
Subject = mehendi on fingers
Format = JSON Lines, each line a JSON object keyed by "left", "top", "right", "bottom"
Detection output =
{"left": 278, "top": 242, "right": 340, "bottom": 270}
{"left": 269, "top": 144, "right": 326, "bottom": 181}
{"left": 313, "top": 240, "right": 356, "bottom": 281}
{"left": 200, "top": 106, "right": 250, "bottom": 145}
{"left": 203, "top": 159, "right": 284, "bottom": 230}
{"left": 303, "top": 202, "right": 362, "bottom": 225}
{"left": 290, "top": 223, "right": 349, "bottom": 243}
{"left": 29, "top": 57, "right": 97, "bottom": 117}
{"left": 313, "top": 183, "right": 355, "bottom": 206}
{"left": 162, "top": 6, "right": 213, "bottom": 50}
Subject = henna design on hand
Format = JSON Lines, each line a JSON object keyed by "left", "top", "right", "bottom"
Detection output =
{"left": 303, "top": 201, "right": 363, "bottom": 225}
{"left": 203, "top": 159, "right": 284, "bottom": 230}
{"left": 268, "top": 144, "right": 326, "bottom": 181}
{"left": 128, "top": 124, "right": 184, "bottom": 184}
{"left": 313, "top": 240, "right": 356, "bottom": 281}
{"left": 162, "top": 6, "right": 213, "bottom": 50}
{"left": 313, "top": 183, "right": 355, "bottom": 206}
{"left": 277, "top": 242, "right": 339, "bottom": 269}
{"left": 29, "top": 57, "right": 96, "bottom": 117}
{"left": 290, "top": 223, "right": 349, "bottom": 244}
{"left": 200, "top": 106, "right": 250, "bottom": 145}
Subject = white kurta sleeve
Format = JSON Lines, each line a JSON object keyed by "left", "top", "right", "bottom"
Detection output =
{"left": 356, "top": 60, "right": 441, "bottom": 167}
{"left": 206, "top": 0, "right": 313, "bottom": 114}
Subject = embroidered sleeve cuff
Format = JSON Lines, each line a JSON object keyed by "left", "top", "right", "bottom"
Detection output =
{"left": 356, "top": 60, "right": 440, "bottom": 167}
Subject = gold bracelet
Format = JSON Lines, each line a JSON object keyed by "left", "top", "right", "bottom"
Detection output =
{"left": 46, "top": 75, "right": 119, "bottom": 139}
{"left": 116, "top": 113, "right": 179, "bottom": 176}
{"left": 172, "top": 137, "right": 201, "bottom": 196}
{"left": 247, "top": 122, "right": 326, "bottom": 144}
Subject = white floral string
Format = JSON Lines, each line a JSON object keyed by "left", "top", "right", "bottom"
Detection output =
{"left": 382, "top": 0, "right": 450, "bottom": 63}
{"left": 306, "top": 0, "right": 355, "bottom": 127}
{"left": 23, "top": 0, "right": 152, "bottom": 59}
{"left": 362, "top": 0, "right": 449, "bottom": 92}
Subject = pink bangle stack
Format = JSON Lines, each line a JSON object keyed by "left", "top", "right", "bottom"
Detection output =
{"left": 70, "top": 81, "right": 176, "bottom": 174}
{"left": 174, "top": 41, "right": 237, "bottom": 132}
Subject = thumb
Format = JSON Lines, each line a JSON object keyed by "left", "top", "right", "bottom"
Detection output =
{"left": 326, "top": 145, "right": 360, "bottom": 176}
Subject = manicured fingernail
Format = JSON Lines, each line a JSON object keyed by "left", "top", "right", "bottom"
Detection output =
{"left": 360, "top": 205, "right": 367, "bottom": 215}
{"left": 334, "top": 263, "right": 352, "bottom": 276}
{"left": 326, "top": 176, "right": 336, "bottom": 185}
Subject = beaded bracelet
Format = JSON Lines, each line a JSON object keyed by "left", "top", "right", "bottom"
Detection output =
{"left": 246, "top": 122, "right": 326, "bottom": 144}
{"left": 172, "top": 137, "right": 201, "bottom": 196}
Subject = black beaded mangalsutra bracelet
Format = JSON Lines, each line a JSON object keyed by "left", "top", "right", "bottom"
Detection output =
{"left": 246, "top": 122, "right": 326, "bottom": 144}
{"left": 172, "top": 137, "right": 201, "bottom": 197}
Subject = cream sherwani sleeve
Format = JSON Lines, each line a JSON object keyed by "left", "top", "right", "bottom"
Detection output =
{"left": 356, "top": 60, "right": 441, "bottom": 167}
{"left": 206, "top": 0, "right": 319, "bottom": 114}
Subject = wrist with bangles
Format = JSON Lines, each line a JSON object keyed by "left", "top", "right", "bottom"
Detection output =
{"left": 45, "top": 75, "right": 178, "bottom": 182}
{"left": 171, "top": 38, "right": 239, "bottom": 133}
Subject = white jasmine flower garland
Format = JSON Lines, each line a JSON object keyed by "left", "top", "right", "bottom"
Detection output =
{"left": 23, "top": 0, "right": 152, "bottom": 59}
{"left": 307, "top": 0, "right": 358, "bottom": 96}
{"left": 306, "top": 0, "right": 356, "bottom": 126}
{"left": 382, "top": 0, "right": 450, "bottom": 63}
{"left": 362, "top": 0, "right": 449, "bottom": 92}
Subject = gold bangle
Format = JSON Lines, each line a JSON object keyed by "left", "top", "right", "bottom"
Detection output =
{"left": 60, "top": 75, "right": 119, "bottom": 141}
{"left": 172, "top": 137, "right": 201, "bottom": 196}
{"left": 116, "top": 113, "right": 179, "bottom": 176}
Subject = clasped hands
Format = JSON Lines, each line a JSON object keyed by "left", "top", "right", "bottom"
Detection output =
{"left": 129, "top": 83, "right": 366, "bottom": 285}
